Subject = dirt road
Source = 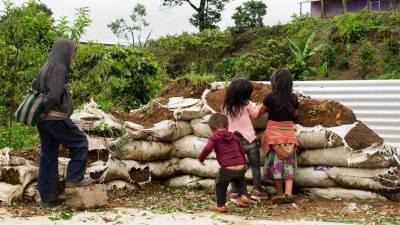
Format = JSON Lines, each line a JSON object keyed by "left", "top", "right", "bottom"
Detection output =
{"left": 0, "top": 208, "right": 357, "bottom": 225}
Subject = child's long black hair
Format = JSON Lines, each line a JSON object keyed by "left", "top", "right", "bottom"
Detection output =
{"left": 270, "top": 68, "right": 295, "bottom": 113}
{"left": 223, "top": 79, "right": 253, "bottom": 118}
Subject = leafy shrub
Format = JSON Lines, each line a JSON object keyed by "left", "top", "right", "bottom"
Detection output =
{"left": 359, "top": 40, "right": 376, "bottom": 78}
{"left": 147, "top": 29, "right": 229, "bottom": 78}
{"left": 385, "top": 37, "right": 400, "bottom": 55}
{"left": 379, "top": 71, "right": 400, "bottom": 79}
{"left": 0, "top": 124, "right": 38, "bottom": 149}
{"left": 71, "top": 44, "right": 161, "bottom": 112}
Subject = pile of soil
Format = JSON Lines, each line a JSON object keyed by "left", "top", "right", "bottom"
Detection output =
{"left": 345, "top": 122, "right": 384, "bottom": 149}
{"left": 157, "top": 79, "right": 209, "bottom": 100}
{"left": 206, "top": 82, "right": 272, "bottom": 112}
{"left": 111, "top": 102, "right": 174, "bottom": 128}
{"left": 11, "top": 146, "right": 107, "bottom": 165}
{"left": 296, "top": 98, "right": 357, "bottom": 127}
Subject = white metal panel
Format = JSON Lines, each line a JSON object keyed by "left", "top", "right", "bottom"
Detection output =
{"left": 293, "top": 80, "right": 400, "bottom": 146}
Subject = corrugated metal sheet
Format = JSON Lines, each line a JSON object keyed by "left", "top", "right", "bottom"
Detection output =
{"left": 293, "top": 80, "right": 400, "bottom": 146}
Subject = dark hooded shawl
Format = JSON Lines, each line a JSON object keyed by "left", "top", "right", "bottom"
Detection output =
{"left": 37, "top": 39, "right": 77, "bottom": 118}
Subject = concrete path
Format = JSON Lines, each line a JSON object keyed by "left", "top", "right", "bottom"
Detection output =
{"left": 0, "top": 208, "right": 358, "bottom": 225}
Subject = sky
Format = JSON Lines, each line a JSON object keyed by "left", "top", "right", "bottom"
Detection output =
{"left": 0, "top": 0, "right": 311, "bottom": 44}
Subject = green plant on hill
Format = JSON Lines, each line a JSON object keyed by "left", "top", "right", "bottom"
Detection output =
{"left": 360, "top": 40, "right": 377, "bottom": 78}
{"left": 178, "top": 72, "right": 215, "bottom": 85}
{"left": 286, "top": 32, "right": 324, "bottom": 80}
{"left": 71, "top": 44, "right": 161, "bottom": 112}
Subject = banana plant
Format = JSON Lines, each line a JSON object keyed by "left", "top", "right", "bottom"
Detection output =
{"left": 286, "top": 32, "right": 325, "bottom": 80}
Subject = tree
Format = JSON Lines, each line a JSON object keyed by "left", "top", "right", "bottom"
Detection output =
{"left": 232, "top": 0, "right": 266, "bottom": 31}
{"left": 162, "top": 0, "right": 230, "bottom": 31}
{"left": 56, "top": 7, "right": 92, "bottom": 43}
{"left": 108, "top": 4, "right": 151, "bottom": 47}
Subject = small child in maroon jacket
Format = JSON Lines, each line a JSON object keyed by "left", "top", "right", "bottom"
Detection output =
{"left": 199, "top": 113, "right": 251, "bottom": 213}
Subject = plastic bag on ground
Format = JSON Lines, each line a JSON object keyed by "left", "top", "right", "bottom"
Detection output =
{"left": 303, "top": 187, "right": 386, "bottom": 200}
{"left": 106, "top": 180, "right": 138, "bottom": 191}
{"left": 173, "top": 135, "right": 214, "bottom": 159}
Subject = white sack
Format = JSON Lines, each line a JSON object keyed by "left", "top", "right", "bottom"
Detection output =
{"left": 147, "top": 158, "right": 180, "bottom": 179}
{"left": 303, "top": 187, "right": 386, "bottom": 200}
{"left": 190, "top": 115, "right": 213, "bottom": 138}
{"left": 298, "top": 146, "right": 391, "bottom": 168}
{"left": 0, "top": 164, "right": 38, "bottom": 187}
{"left": 146, "top": 120, "right": 193, "bottom": 142}
{"left": 167, "top": 98, "right": 210, "bottom": 121}
{"left": 296, "top": 124, "right": 343, "bottom": 149}
{"left": 58, "top": 158, "right": 70, "bottom": 180}
{"left": 23, "top": 182, "right": 39, "bottom": 202}
{"left": 164, "top": 175, "right": 203, "bottom": 188}
{"left": 125, "top": 121, "right": 146, "bottom": 140}
{"left": 173, "top": 135, "right": 214, "bottom": 159}
{"left": 178, "top": 158, "right": 219, "bottom": 178}
{"left": 0, "top": 182, "right": 24, "bottom": 204}
{"left": 120, "top": 141, "right": 173, "bottom": 161}
{"left": 295, "top": 167, "right": 336, "bottom": 188}
{"left": 89, "top": 159, "right": 149, "bottom": 184}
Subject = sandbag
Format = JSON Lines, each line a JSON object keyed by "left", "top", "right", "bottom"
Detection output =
{"left": 146, "top": 120, "right": 193, "bottom": 142}
{"left": 106, "top": 180, "right": 137, "bottom": 191}
{"left": 23, "top": 182, "right": 39, "bottom": 202}
{"left": 190, "top": 115, "right": 212, "bottom": 138}
{"left": 295, "top": 167, "right": 336, "bottom": 188}
{"left": 89, "top": 159, "right": 150, "bottom": 184}
{"left": 173, "top": 135, "right": 214, "bottom": 159}
{"left": 1, "top": 148, "right": 36, "bottom": 166}
{"left": 86, "top": 135, "right": 118, "bottom": 151}
{"left": 147, "top": 158, "right": 180, "bottom": 179}
{"left": 124, "top": 121, "right": 146, "bottom": 140}
{"left": 167, "top": 97, "right": 210, "bottom": 121}
{"left": 119, "top": 141, "right": 174, "bottom": 161}
{"left": 164, "top": 175, "right": 203, "bottom": 188}
{"left": 0, "top": 182, "right": 24, "bottom": 204}
{"left": 298, "top": 146, "right": 391, "bottom": 168}
{"left": 303, "top": 187, "right": 386, "bottom": 200}
{"left": 0, "top": 164, "right": 38, "bottom": 187}
{"left": 178, "top": 158, "right": 219, "bottom": 178}
{"left": 296, "top": 124, "right": 343, "bottom": 149}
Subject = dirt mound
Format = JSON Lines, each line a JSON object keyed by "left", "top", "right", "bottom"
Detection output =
{"left": 206, "top": 82, "right": 272, "bottom": 112}
{"left": 111, "top": 102, "right": 174, "bottom": 128}
{"left": 296, "top": 98, "right": 357, "bottom": 127}
{"left": 11, "top": 146, "right": 107, "bottom": 165}
{"left": 158, "top": 79, "right": 209, "bottom": 100}
{"left": 345, "top": 122, "right": 384, "bottom": 150}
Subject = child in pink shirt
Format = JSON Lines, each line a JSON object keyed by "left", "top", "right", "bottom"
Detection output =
{"left": 223, "top": 79, "right": 267, "bottom": 200}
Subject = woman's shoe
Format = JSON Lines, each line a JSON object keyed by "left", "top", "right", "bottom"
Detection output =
{"left": 208, "top": 205, "right": 228, "bottom": 213}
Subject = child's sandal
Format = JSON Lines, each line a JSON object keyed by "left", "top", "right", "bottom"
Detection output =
{"left": 208, "top": 204, "right": 228, "bottom": 213}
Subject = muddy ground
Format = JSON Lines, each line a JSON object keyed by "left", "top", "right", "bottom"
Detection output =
{"left": 4, "top": 184, "right": 400, "bottom": 224}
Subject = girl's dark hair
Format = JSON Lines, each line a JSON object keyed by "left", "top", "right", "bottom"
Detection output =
{"left": 270, "top": 68, "right": 295, "bottom": 113}
{"left": 223, "top": 79, "right": 253, "bottom": 118}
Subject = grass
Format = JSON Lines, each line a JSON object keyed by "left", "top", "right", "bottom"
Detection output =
{"left": 0, "top": 123, "right": 38, "bottom": 149}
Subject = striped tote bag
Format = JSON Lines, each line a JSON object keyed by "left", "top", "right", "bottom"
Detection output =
{"left": 15, "top": 89, "right": 45, "bottom": 126}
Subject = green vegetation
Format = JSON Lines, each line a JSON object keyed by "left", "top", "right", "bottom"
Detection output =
{"left": 149, "top": 9, "right": 400, "bottom": 81}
